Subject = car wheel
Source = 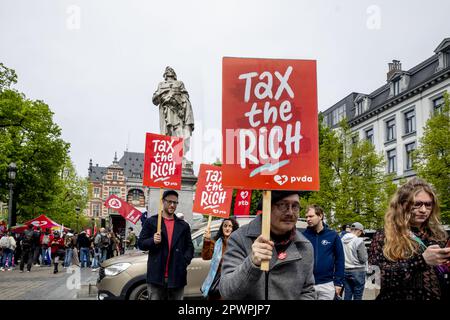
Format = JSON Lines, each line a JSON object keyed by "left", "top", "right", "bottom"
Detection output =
{"left": 129, "top": 283, "right": 149, "bottom": 300}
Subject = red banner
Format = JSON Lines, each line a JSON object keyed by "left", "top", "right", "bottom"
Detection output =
{"left": 104, "top": 195, "right": 142, "bottom": 225}
{"left": 193, "top": 164, "right": 233, "bottom": 219}
{"left": 143, "top": 133, "right": 183, "bottom": 190}
{"left": 233, "top": 189, "right": 252, "bottom": 216}
{"left": 222, "top": 57, "right": 319, "bottom": 191}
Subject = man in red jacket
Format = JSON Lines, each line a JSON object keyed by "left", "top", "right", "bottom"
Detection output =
{"left": 50, "top": 231, "right": 65, "bottom": 274}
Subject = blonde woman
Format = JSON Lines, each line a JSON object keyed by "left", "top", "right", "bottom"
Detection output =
{"left": 369, "top": 178, "right": 450, "bottom": 300}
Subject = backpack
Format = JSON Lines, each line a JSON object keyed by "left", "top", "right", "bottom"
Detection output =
{"left": 0, "top": 236, "right": 10, "bottom": 249}
{"left": 42, "top": 234, "right": 50, "bottom": 245}
{"left": 100, "top": 234, "right": 110, "bottom": 248}
{"left": 22, "top": 230, "right": 33, "bottom": 247}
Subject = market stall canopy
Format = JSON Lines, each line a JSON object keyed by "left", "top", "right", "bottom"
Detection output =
{"left": 10, "top": 214, "right": 70, "bottom": 233}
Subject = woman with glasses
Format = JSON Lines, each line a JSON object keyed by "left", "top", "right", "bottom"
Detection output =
{"left": 369, "top": 178, "right": 450, "bottom": 300}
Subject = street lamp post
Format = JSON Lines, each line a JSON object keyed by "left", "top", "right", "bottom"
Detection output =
{"left": 7, "top": 162, "right": 17, "bottom": 229}
{"left": 75, "top": 206, "right": 80, "bottom": 232}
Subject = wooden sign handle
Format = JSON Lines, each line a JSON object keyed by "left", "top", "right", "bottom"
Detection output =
{"left": 206, "top": 214, "right": 212, "bottom": 231}
{"left": 260, "top": 190, "right": 271, "bottom": 271}
{"left": 157, "top": 188, "right": 163, "bottom": 234}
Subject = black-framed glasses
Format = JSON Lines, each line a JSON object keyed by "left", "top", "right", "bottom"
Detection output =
{"left": 164, "top": 200, "right": 179, "bottom": 206}
{"left": 412, "top": 201, "right": 433, "bottom": 210}
{"left": 273, "top": 201, "right": 301, "bottom": 214}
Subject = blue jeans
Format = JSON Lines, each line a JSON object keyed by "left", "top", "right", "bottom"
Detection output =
{"left": 91, "top": 248, "right": 101, "bottom": 268}
{"left": 80, "top": 248, "right": 90, "bottom": 268}
{"left": 64, "top": 248, "right": 73, "bottom": 267}
{"left": 343, "top": 270, "right": 366, "bottom": 300}
{"left": 41, "top": 246, "right": 50, "bottom": 265}
{"left": 1, "top": 248, "right": 13, "bottom": 268}
{"left": 100, "top": 248, "right": 108, "bottom": 263}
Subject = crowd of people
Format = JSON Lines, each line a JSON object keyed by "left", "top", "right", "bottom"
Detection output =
{"left": 0, "top": 224, "right": 138, "bottom": 274}
{"left": 138, "top": 178, "right": 449, "bottom": 301}
{"left": 1, "top": 178, "right": 449, "bottom": 301}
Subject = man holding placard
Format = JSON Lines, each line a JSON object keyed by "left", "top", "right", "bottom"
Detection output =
{"left": 138, "top": 190, "right": 194, "bottom": 300}
{"left": 219, "top": 191, "right": 315, "bottom": 300}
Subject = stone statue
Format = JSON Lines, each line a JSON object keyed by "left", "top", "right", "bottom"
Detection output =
{"left": 152, "top": 66, "right": 194, "bottom": 158}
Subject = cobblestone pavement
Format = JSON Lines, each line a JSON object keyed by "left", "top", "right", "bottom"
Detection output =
{"left": 0, "top": 265, "right": 98, "bottom": 300}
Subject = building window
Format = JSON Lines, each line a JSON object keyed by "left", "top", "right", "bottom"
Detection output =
{"left": 365, "top": 128, "right": 374, "bottom": 144}
{"left": 433, "top": 96, "right": 444, "bottom": 114}
{"left": 355, "top": 101, "right": 363, "bottom": 116}
{"left": 109, "top": 187, "right": 120, "bottom": 196}
{"left": 322, "top": 114, "right": 328, "bottom": 127}
{"left": 131, "top": 172, "right": 142, "bottom": 179}
{"left": 331, "top": 105, "right": 346, "bottom": 125}
{"left": 93, "top": 187, "right": 100, "bottom": 198}
{"left": 404, "top": 109, "right": 416, "bottom": 134}
{"left": 393, "top": 80, "right": 400, "bottom": 95}
{"left": 405, "top": 142, "right": 416, "bottom": 171}
{"left": 351, "top": 134, "right": 359, "bottom": 145}
{"left": 386, "top": 118, "right": 396, "bottom": 142}
{"left": 93, "top": 204, "right": 100, "bottom": 217}
{"left": 112, "top": 172, "right": 118, "bottom": 181}
{"left": 387, "top": 149, "right": 397, "bottom": 174}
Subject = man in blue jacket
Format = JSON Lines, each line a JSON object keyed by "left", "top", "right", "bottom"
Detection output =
{"left": 138, "top": 190, "right": 194, "bottom": 300}
{"left": 303, "top": 204, "right": 345, "bottom": 300}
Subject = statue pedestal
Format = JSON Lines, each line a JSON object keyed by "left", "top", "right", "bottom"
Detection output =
{"left": 147, "top": 165, "right": 197, "bottom": 226}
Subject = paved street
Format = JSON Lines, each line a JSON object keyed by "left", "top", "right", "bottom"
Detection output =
{"left": 0, "top": 265, "right": 98, "bottom": 300}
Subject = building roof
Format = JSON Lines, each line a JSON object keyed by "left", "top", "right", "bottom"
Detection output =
{"left": 118, "top": 151, "right": 144, "bottom": 179}
{"left": 322, "top": 38, "right": 450, "bottom": 126}
{"left": 88, "top": 164, "right": 108, "bottom": 182}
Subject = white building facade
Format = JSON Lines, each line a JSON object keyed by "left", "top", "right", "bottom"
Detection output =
{"left": 322, "top": 38, "right": 450, "bottom": 182}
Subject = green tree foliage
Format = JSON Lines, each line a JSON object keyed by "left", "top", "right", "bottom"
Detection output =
{"left": 46, "top": 159, "right": 90, "bottom": 230}
{"left": 413, "top": 92, "right": 450, "bottom": 224}
{"left": 0, "top": 63, "right": 87, "bottom": 228}
{"left": 307, "top": 117, "right": 396, "bottom": 229}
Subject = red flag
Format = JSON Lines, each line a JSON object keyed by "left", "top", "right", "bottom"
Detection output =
{"left": 104, "top": 195, "right": 142, "bottom": 225}
{"left": 233, "top": 189, "right": 252, "bottom": 216}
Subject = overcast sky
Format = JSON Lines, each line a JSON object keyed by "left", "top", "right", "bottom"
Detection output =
{"left": 1, "top": 0, "right": 449, "bottom": 177}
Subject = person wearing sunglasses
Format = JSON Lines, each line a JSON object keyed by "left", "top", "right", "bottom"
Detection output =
{"left": 138, "top": 189, "right": 194, "bottom": 300}
{"left": 369, "top": 178, "right": 450, "bottom": 300}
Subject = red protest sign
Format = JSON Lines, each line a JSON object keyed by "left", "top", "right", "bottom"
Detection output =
{"left": 142, "top": 133, "right": 183, "bottom": 190}
{"left": 222, "top": 57, "right": 319, "bottom": 191}
{"left": 104, "top": 195, "right": 142, "bottom": 225}
{"left": 193, "top": 164, "right": 233, "bottom": 219}
{"left": 233, "top": 189, "right": 252, "bottom": 216}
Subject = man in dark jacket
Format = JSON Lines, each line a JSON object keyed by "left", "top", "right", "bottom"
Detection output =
{"left": 138, "top": 190, "right": 194, "bottom": 300}
{"left": 303, "top": 204, "right": 345, "bottom": 300}
{"left": 77, "top": 231, "right": 91, "bottom": 268}
{"left": 20, "top": 225, "right": 35, "bottom": 272}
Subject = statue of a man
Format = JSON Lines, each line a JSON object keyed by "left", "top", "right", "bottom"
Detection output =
{"left": 152, "top": 66, "right": 194, "bottom": 156}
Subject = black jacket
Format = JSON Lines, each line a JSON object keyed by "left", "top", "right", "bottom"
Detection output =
{"left": 77, "top": 233, "right": 91, "bottom": 248}
{"left": 138, "top": 215, "right": 194, "bottom": 289}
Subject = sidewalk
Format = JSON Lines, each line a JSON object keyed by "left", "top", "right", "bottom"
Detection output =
{"left": 0, "top": 265, "right": 98, "bottom": 300}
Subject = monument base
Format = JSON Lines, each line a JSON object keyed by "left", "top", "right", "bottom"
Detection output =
{"left": 147, "top": 172, "right": 197, "bottom": 226}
